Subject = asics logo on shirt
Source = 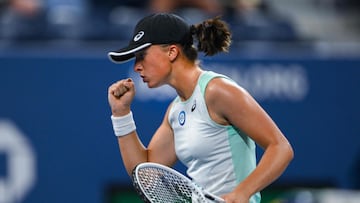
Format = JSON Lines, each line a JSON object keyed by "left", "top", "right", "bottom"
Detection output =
{"left": 191, "top": 100, "right": 196, "bottom": 112}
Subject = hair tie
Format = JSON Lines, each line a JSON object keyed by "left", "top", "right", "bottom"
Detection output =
{"left": 202, "top": 21, "right": 212, "bottom": 29}
{"left": 190, "top": 25, "right": 197, "bottom": 35}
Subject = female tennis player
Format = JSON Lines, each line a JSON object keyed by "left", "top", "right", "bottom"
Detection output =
{"left": 107, "top": 13, "right": 293, "bottom": 203}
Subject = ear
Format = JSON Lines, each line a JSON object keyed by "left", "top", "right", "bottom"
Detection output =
{"left": 168, "top": 45, "right": 179, "bottom": 62}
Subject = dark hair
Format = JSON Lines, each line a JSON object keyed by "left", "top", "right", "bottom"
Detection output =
{"left": 182, "top": 16, "right": 232, "bottom": 61}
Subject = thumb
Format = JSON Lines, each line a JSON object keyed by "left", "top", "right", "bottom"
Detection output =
{"left": 123, "top": 78, "right": 135, "bottom": 92}
{"left": 124, "top": 78, "right": 133, "bottom": 87}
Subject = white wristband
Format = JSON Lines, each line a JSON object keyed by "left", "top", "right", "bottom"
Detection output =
{"left": 111, "top": 111, "right": 136, "bottom": 137}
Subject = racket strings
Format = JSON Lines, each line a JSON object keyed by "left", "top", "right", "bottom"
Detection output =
{"left": 136, "top": 166, "right": 205, "bottom": 203}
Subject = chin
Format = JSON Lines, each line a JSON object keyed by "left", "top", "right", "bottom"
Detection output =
{"left": 147, "top": 82, "right": 163, "bottom": 89}
{"left": 146, "top": 83, "right": 155, "bottom": 88}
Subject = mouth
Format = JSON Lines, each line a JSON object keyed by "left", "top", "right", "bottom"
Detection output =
{"left": 140, "top": 75, "right": 147, "bottom": 83}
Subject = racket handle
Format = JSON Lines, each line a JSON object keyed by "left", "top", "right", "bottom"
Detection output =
{"left": 204, "top": 192, "right": 225, "bottom": 203}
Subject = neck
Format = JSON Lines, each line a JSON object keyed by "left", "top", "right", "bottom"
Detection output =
{"left": 170, "top": 65, "right": 203, "bottom": 101}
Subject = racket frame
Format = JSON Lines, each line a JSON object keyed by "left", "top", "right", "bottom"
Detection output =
{"left": 132, "top": 162, "right": 225, "bottom": 203}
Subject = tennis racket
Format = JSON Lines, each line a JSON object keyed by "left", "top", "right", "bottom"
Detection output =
{"left": 132, "top": 162, "right": 225, "bottom": 203}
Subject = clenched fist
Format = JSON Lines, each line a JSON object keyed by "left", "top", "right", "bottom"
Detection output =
{"left": 108, "top": 78, "right": 136, "bottom": 116}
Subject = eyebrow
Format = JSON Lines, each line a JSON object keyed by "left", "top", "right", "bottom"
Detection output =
{"left": 134, "top": 48, "right": 149, "bottom": 63}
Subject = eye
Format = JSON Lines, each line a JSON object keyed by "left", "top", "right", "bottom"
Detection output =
{"left": 135, "top": 49, "right": 148, "bottom": 61}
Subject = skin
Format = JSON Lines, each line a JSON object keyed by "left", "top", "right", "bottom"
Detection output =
{"left": 108, "top": 44, "right": 294, "bottom": 203}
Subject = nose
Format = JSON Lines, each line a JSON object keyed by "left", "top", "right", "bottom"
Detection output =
{"left": 134, "top": 61, "right": 143, "bottom": 72}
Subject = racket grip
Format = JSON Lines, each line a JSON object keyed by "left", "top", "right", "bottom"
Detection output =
{"left": 204, "top": 192, "right": 225, "bottom": 203}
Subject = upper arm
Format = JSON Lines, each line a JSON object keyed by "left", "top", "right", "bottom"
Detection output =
{"left": 205, "top": 78, "right": 290, "bottom": 149}
{"left": 147, "top": 103, "right": 177, "bottom": 167}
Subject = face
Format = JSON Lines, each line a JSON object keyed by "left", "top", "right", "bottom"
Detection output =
{"left": 133, "top": 45, "right": 172, "bottom": 88}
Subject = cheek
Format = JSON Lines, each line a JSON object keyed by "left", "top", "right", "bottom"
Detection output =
{"left": 143, "top": 50, "right": 171, "bottom": 77}
{"left": 147, "top": 64, "right": 170, "bottom": 87}
{"left": 147, "top": 54, "right": 169, "bottom": 72}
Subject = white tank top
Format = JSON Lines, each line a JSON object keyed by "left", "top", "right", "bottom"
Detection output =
{"left": 168, "top": 71, "right": 261, "bottom": 202}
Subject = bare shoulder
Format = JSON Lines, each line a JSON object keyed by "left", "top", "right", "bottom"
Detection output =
{"left": 205, "top": 77, "right": 251, "bottom": 105}
{"left": 205, "top": 77, "right": 253, "bottom": 125}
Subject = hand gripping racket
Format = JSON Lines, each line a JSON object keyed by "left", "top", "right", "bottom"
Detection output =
{"left": 132, "top": 162, "right": 225, "bottom": 203}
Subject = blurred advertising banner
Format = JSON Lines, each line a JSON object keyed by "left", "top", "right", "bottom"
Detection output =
{"left": 0, "top": 55, "right": 359, "bottom": 203}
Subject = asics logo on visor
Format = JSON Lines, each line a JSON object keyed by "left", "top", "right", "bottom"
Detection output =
{"left": 134, "top": 31, "right": 145, "bottom": 42}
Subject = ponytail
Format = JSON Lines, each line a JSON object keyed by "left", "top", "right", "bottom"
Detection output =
{"left": 181, "top": 16, "right": 232, "bottom": 61}
{"left": 191, "top": 16, "right": 231, "bottom": 56}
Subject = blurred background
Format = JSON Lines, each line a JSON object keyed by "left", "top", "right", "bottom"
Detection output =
{"left": 0, "top": 0, "right": 360, "bottom": 202}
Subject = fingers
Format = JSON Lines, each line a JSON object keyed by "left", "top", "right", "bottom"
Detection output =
{"left": 113, "top": 85, "right": 129, "bottom": 97}
{"left": 109, "top": 78, "right": 134, "bottom": 98}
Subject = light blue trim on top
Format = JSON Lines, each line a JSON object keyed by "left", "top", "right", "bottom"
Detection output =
{"left": 198, "top": 71, "right": 229, "bottom": 95}
{"left": 198, "top": 71, "right": 261, "bottom": 203}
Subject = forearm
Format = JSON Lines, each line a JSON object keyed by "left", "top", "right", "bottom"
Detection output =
{"left": 234, "top": 141, "right": 293, "bottom": 199}
{"left": 117, "top": 132, "right": 148, "bottom": 176}
{"left": 108, "top": 79, "right": 151, "bottom": 175}
{"left": 111, "top": 109, "right": 148, "bottom": 175}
